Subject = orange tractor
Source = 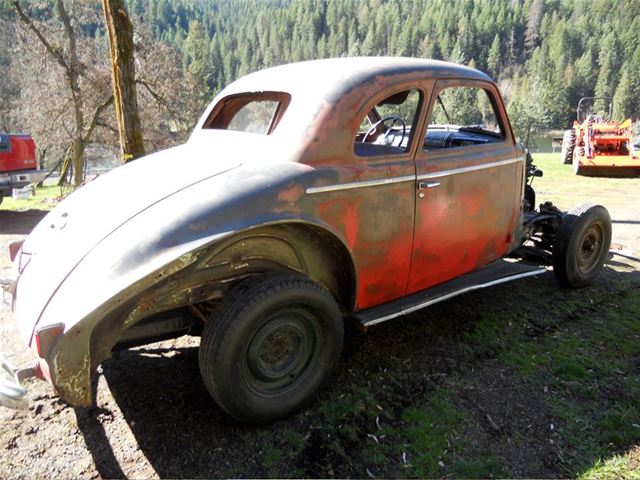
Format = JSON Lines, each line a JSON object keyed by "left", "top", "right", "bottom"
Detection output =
{"left": 561, "top": 97, "right": 639, "bottom": 177}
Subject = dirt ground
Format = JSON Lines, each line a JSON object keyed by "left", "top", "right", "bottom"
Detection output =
{"left": 0, "top": 179, "right": 639, "bottom": 478}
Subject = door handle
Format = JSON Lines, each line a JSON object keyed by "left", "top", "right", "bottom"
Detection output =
{"left": 418, "top": 181, "right": 440, "bottom": 190}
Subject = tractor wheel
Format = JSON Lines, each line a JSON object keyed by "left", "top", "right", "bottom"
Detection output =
{"left": 561, "top": 129, "right": 575, "bottom": 165}
{"left": 573, "top": 146, "right": 586, "bottom": 174}
{"left": 552, "top": 203, "right": 611, "bottom": 288}
{"left": 199, "top": 274, "right": 343, "bottom": 424}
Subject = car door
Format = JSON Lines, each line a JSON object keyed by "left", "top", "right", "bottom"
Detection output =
{"left": 408, "top": 79, "right": 522, "bottom": 294}
{"left": 309, "top": 83, "right": 427, "bottom": 310}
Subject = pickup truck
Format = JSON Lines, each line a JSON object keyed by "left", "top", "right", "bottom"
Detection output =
{"left": 0, "top": 58, "right": 612, "bottom": 423}
{"left": 0, "top": 133, "right": 45, "bottom": 204}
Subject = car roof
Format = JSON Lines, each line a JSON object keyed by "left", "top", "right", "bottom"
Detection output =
{"left": 220, "top": 57, "right": 493, "bottom": 100}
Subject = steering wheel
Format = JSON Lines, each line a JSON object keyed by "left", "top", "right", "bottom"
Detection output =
{"left": 362, "top": 115, "right": 407, "bottom": 147}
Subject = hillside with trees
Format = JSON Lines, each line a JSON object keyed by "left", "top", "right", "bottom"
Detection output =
{"left": 1, "top": 0, "right": 639, "bottom": 175}
{"left": 130, "top": 0, "right": 640, "bottom": 129}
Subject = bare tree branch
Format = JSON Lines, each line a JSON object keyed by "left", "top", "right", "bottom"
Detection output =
{"left": 84, "top": 95, "right": 114, "bottom": 143}
{"left": 12, "top": 1, "right": 68, "bottom": 70}
{"left": 95, "top": 121, "right": 118, "bottom": 134}
{"left": 55, "top": 0, "right": 79, "bottom": 79}
{"left": 136, "top": 78, "right": 179, "bottom": 117}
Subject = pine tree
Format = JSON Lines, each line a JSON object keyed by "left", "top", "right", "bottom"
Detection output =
{"left": 595, "top": 32, "right": 621, "bottom": 100}
{"left": 487, "top": 34, "right": 501, "bottom": 78}
{"left": 613, "top": 65, "right": 632, "bottom": 120}
{"left": 183, "top": 20, "right": 212, "bottom": 109}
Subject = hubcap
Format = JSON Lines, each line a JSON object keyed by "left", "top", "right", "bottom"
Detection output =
{"left": 243, "top": 308, "right": 319, "bottom": 396}
{"left": 577, "top": 221, "right": 604, "bottom": 274}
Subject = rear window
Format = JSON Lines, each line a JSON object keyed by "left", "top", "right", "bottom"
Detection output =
{"left": 204, "top": 92, "right": 291, "bottom": 135}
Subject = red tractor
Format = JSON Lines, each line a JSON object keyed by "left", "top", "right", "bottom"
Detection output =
{"left": 561, "top": 97, "right": 639, "bottom": 177}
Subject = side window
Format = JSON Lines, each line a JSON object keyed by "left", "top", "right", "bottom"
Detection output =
{"left": 204, "top": 92, "right": 291, "bottom": 135}
{"left": 424, "top": 86, "right": 505, "bottom": 151}
{"left": 354, "top": 89, "right": 422, "bottom": 158}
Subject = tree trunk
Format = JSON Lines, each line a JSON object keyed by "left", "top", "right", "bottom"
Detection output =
{"left": 101, "top": 0, "right": 145, "bottom": 163}
{"left": 72, "top": 137, "right": 86, "bottom": 187}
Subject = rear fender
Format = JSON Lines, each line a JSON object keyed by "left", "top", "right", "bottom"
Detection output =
{"left": 48, "top": 221, "right": 356, "bottom": 407}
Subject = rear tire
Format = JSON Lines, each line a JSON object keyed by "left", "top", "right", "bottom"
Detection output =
{"left": 552, "top": 203, "right": 611, "bottom": 288}
{"left": 561, "top": 129, "right": 575, "bottom": 165}
{"left": 199, "top": 274, "right": 343, "bottom": 424}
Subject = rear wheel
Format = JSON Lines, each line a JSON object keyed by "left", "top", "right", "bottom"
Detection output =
{"left": 199, "top": 274, "right": 343, "bottom": 423}
{"left": 552, "top": 203, "right": 611, "bottom": 287}
{"left": 561, "top": 129, "right": 575, "bottom": 165}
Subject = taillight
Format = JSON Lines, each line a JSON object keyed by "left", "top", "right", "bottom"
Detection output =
{"left": 9, "top": 241, "right": 24, "bottom": 262}
{"left": 34, "top": 324, "right": 65, "bottom": 359}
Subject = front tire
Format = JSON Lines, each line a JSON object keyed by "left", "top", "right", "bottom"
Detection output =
{"left": 552, "top": 203, "right": 612, "bottom": 288}
{"left": 199, "top": 274, "right": 343, "bottom": 423}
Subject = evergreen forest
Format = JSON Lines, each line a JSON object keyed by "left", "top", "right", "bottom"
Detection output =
{"left": 1, "top": 0, "right": 640, "bottom": 157}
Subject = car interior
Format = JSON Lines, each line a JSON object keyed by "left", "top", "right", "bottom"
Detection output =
{"left": 354, "top": 86, "right": 505, "bottom": 157}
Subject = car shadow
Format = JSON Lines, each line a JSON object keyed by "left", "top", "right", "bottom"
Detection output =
{"left": 79, "top": 260, "right": 640, "bottom": 478}
{"left": 0, "top": 210, "right": 48, "bottom": 235}
{"left": 74, "top": 407, "right": 127, "bottom": 479}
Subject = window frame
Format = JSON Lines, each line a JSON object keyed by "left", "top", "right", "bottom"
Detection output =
{"left": 203, "top": 91, "right": 292, "bottom": 135}
{"left": 418, "top": 79, "right": 514, "bottom": 157}
{"left": 353, "top": 85, "right": 426, "bottom": 160}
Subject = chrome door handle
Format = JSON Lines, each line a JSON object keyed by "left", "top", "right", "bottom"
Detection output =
{"left": 418, "top": 181, "right": 440, "bottom": 190}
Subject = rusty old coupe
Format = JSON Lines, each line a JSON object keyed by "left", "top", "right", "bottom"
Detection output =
{"left": 1, "top": 58, "right": 611, "bottom": 423}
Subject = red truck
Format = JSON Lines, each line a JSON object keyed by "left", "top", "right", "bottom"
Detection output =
{"left": 0, "top": 133, "right": 45, "bottom": 204}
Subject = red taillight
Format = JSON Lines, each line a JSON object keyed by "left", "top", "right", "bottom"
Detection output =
{"left": 34, "top": 324, "right": 65, "bottom": 359}
{"left": 9, "top": 240, "right": 24, "bottom": 262}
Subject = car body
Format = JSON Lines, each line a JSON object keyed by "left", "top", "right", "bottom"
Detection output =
{"left": 0, "top": 58, "right": 611, "bottom": 422}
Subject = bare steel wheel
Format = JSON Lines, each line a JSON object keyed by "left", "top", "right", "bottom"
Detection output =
{"left": 199, "top": 274, "right": 343, "bottom": 423}
{"left": 243, "top": 308, "right": 321, "bottom": 395}
{"left": 576, "top": 222, "right": 605, "bottom": 275}
{"left": 552, "top": 203, "right": 612, "bottom": 288}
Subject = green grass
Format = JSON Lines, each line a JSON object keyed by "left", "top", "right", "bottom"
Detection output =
{"left": 453, "top": 455, "right": 505, "bottom": 478}
{"left": 498, "top": 286, "right": 640, "bottom": 475}
{"left": 0, "top": 185, "right": 62, "bottom": 211}
{"left": 531, "top": 153, "right": 640, "bottom": 213}
{"left": 580, "top": 450, "right": 640, "bottom": 480}
{"left": 401, "top": 389, "right": 467, "bottom": 478}
{"left": 262, "top": 444, "right": 282, "bottom": 478}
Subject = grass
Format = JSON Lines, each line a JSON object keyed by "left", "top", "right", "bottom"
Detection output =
{"left": 494, "top": 284, "right": 640, "bottom": 475}
{"left": 530, "top": 152, "right": 639, "bottom": 213}
{"left": 400, "top": 389, "right": 467, "bottom": 477}
{"left": 580, "top": 448, "right": 640, "bottom": 480}
{"left": 0, "top": 185, "right": 62, "bottom": 211}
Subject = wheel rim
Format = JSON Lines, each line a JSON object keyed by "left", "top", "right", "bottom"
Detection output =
{"left": 577, "top": 221, "right": 605, "bottom": 274}
{"left": 243, "top": 307, "right": 320, "bottom": 396}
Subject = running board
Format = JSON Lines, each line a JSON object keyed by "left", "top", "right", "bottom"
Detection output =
{"left": 352, "top": 259, "right": 548, "bottom": 327}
